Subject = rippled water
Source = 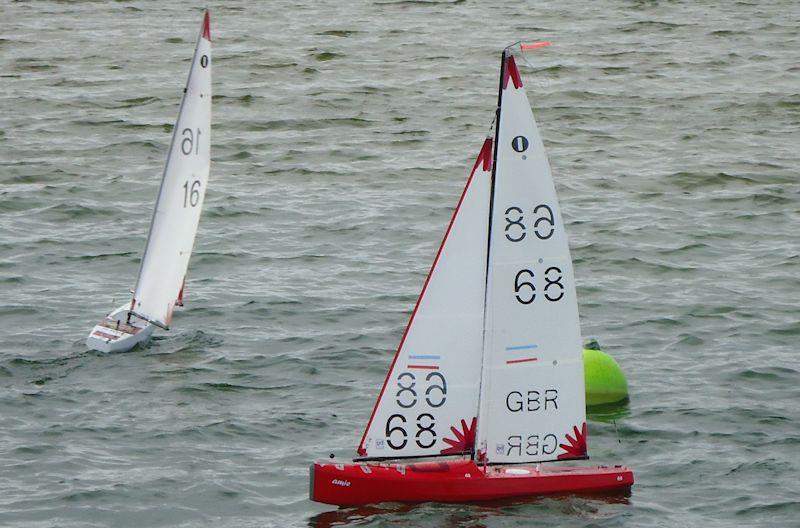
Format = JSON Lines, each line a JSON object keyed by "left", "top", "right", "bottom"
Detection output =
{"left": 1, "top": 1, "right": 798, "bottom": 526}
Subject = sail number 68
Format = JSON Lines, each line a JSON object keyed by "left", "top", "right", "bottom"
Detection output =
{"left": 395, "top": 371, "right": 447, "bottom": 408}
{"left": 514, "top": 266, "right": 564, "bottom": 303}
{"left": 385, "top": 413, "right": 437, "bottom": 450}
{"left": 504, "top": 204, "right": 555, "bottom": 242}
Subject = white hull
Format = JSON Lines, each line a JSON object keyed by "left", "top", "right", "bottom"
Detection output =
{"left": 86, "top": 304, "right": 155, "bottom": 353}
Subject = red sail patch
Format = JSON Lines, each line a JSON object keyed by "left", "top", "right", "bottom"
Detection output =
{"left": 502, "top": 55, "right": 523, "bottom": 90}
{"left": 474, "top": 137, "right": 493, "bottom": 173}
{"left": 440, "top": 417, "right": 477, "bottom": 455}
{"left": 557, "top": 422, "right": 588, "bottom": 459}
{"left": 202, "top": 11, "right": 211, "bottom": 41}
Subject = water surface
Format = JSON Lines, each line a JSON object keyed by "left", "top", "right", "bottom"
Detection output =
{"left": 1, "top": 1, "right": 798, "bottom": 526}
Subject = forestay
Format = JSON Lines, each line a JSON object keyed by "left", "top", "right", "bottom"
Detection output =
{"left": 476, "top": 53, "right": 587, "bottom": 464}
{"left": 357, "top": 139, "right": 493, "bottom": 459}
{"left": 131, "top": 13, "right": 212, "bottom": 328}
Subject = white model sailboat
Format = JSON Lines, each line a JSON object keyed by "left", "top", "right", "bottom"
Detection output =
{"left": 87, "top": 12, "right": 212, "bottom": 353}
{"left": 311, "top": 44, "right": 633, "bottom": 506}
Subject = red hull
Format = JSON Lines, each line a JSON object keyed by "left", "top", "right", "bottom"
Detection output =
{"left": 311, "top": 459, "right": 633, "bottom": 506}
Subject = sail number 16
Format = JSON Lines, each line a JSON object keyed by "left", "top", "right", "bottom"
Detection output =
{"left": 181, "top": 127, "right": 202, "bottom": 156}
{"left": 182, "top": 180, "right": 201, "bottom": 208}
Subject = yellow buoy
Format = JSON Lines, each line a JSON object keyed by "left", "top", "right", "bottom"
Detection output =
{"left": 583, "top": 341, "right": 629, "bottom": 407}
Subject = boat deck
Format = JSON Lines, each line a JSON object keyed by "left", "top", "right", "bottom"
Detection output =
{"left": 99, "top": 319, "right": 141, "bottom": 335}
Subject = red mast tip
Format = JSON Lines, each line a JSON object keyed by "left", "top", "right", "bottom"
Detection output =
{"left": 202, "top": 11, "right": 211, "bottom": 41}
{"left": 502, "top": 55, "right": 523, "bottom": 89}
{"left": 520, "top": 41, "right": 551, "bottom": 51}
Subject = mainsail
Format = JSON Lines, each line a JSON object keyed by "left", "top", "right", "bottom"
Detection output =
{"left": 130, "top": 12, "right": 212, "bottom": 328}
{"left": 357, "top": 139, "right": 493, "bottom": 459}
{"left": 476, "top": 52, "right": 586, "bottom": 464}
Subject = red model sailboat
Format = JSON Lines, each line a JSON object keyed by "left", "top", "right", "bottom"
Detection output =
{"left": 310, "top": 45, "right": 633, "bottom": 506}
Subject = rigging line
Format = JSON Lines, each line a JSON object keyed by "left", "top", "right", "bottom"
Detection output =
{"left": 483, "top": 454, "right": 591, "bottom": 467}
{"left": 516, "top": 50, "right": 534, "bottom": 71}
{"left": 499, "top": 39, "right": 553, "bottom": 78}
{"left": 353, "top": 452, "right": 470, "bottom": 463}
{"left": 504, "top": 40, "right": 523, "bottom": 54}
{"left": 130, "top": 310, "right": 169, "bottom": 330}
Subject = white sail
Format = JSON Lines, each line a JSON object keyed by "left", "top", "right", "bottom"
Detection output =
{"left": 357, "top": 139, "right": 493, "bottom": 459}
{"left": 476, "top": 53, "right": 587, "bottom": 464}
{"left": 131, "top": 12, "right": 212, "bottom": 328}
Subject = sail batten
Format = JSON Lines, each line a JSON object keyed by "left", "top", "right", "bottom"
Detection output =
{"left": 130, "top": 12, "right": 211, "bottom": 327}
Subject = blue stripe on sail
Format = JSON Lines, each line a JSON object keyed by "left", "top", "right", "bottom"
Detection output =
{"left": 408, "top": 354, "right": 441, "bottom": 360}
{"left": 505, "top": 344, "right": 538, "bottom": 351}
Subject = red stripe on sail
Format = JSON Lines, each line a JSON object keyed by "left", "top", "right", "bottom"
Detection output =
{"left": 356, "top": 139, "right": 493, "bottom": 457}
{"left": 502, "top": 55, "right": 523, "bottom": 90}
{"left": 176, "top": 277, "right": 186, "bottom": 307}
{"left": 506, "top": 357, "right": 538, "bottom": 365}
{"left": 202, "top": 11, "right": 211, "bottom": 41}
{"left": 476, "top": 136, "right": 493, "bottom": 172}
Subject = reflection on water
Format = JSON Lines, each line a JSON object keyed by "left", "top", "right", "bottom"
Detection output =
{"left": 309, "top": 491, "right": 631, "bottom": 528}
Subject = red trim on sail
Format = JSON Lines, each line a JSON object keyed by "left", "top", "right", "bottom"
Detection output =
{"left": 201, "top": 11, "right": 211, "bottom": 41}
{"left": 506, "top": 357, "right": 538, "bottom": 364}
{"left": 502, "top": 55, "right": 523, "bottom": 90}
{"left": 356, "top": 138, "right": 494, "bottom": 457}
{"left": 477, "top": 136, "right": 493, "bottom": 172}
{"left": 176, "top": 277, "right": 186, "bottom": 307}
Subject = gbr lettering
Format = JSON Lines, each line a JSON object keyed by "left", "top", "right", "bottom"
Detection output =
{"left": 506, "top": 433, "right": 558, "bottom": 457}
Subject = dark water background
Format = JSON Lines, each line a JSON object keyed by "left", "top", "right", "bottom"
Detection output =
{"left": 1, "top": 1, "right": 798, "bottom": 526}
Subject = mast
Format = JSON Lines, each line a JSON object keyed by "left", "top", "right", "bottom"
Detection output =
{"left": 473, "top": 49, "right": 508, "bottom": 462}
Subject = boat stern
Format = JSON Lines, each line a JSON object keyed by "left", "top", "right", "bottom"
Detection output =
{"left": 86, "top": 306, "right": 154, "bottom": 353}
{"left": 86, "top": 324, "right": 126, "bottom": 353}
